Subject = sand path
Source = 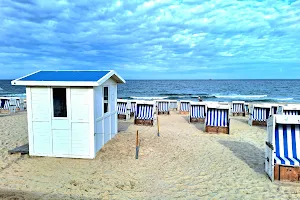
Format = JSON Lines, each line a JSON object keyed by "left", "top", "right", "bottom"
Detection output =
{"left": 0, "top": 111, "right": 299, "bottom": 199}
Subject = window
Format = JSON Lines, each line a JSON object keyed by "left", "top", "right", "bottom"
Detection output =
{"left": 53, "top": 88, "right": 67, "bottom": 117}
{"left": 104, "top": 86, "right": 109, "bottom": 113}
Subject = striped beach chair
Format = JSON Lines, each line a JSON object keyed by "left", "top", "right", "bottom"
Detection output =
{"left": 130, "top": 101, "right": 136, "bottom": 116}
{"left": 265, "top": 115, "right": 300, "bottom": 181}
{"left": 179, "top": 100, "right": 190, "bottom": 114}
{"left": 205, "top": 104, "right": 230, "bottom": 134}
{"left": 248, "top": 104, "right": 271, "bottom": 126}
{"left": 169, "top": 100, "right": 178, "bottom": 111}
{"left": 0, "top": 97, "right": 10, "bottom": 114}
{"left": 277, "top": 105, "right": 300, "bottom": 116}
{"left": 156, "top": 100, "right": 170, "bottom": 115}
{"left": 134, "top": 101, "right": 155, "bottom": 126}
{"left": 190, "top": 102, "right": 206, "bottom": 123}
{"left": 244, "top": 103, "right": 249, "bottom": 115}
{"left": 117, "top": 99, "right": 130, "bottom": 120}
{"left": 231, "top": 101, "right": 245, "bottom": 116}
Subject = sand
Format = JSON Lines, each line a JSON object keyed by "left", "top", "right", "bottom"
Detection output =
{"left": 0, "top": 111, "right": 299, "bottom": 200}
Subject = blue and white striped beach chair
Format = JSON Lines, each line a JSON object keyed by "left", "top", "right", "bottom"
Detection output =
{"left": 130, "top": 101, "right": 136, "bottom": 116}
{"left": 248, "top": 104, "right": 271, "bottom": 126}
{"left": 277, "top": 105, "right": 300, "bottom": 116}
{"left": 231, "top": 101, "right": 245, "bottom": 116}
{"left": 190, "top": 102, "right": 206, "bottom": 122}
{"left": 169, "top": 100, "right": 178, "bottom": 111}
{"left": 265, "top": 115, "right": 300, "bottom": 181}
{"left": 205, "top": 104, "right": 230, "bottom": 134}
{"left": 156, "top": 100, "right": 170, "bottom": 115}
{"left": 0, "top": 98, "right": 10, "bottom": 114}
{"left": 117, "top": 99, "right": 130, "bottom": 120}
{"left": 179, "top": 100, "right": 190, "bottom": 114}
{"left": 134, "top": 101, "right": 155, "bottom": 126}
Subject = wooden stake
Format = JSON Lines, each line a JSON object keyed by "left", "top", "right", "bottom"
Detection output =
{"left": 157, "top": 115, "right": 160, "bottom": 137}
{"left": 135, "top": 130, "right": 139, "bottom": 159}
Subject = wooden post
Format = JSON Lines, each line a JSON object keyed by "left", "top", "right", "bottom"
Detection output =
{"left": 157, "top": 115, "right": 160, "bottom": 137}
{"left": 135, "top": 130, "right": 139, "bottom": 159}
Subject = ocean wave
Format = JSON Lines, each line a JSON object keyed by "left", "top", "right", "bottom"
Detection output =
{"left": 214, "top": 94, "right": 268, "bottom": 99}
{"left": 130, "top": 96, "right": 168, "bottom": 100}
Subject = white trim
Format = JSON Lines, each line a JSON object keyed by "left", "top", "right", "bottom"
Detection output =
{"left": 12, "top": 70, "right": 41, "bottom": 82}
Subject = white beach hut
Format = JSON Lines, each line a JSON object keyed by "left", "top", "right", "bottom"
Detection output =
{"left": 277, "top": 104, "right": 300, "bottom": 115}
{"left": 265, "top": 115, "right": 300, "bottom": 181}
{"left": 11, "top": 70, "right": 125, "bottom": 159}
{"left": 205, "top": 103, "right": 230, "bottom": 134}
{"left": 248, "top": 104, "right": 271, "bottom": 126}
{"left": 231, "top": 101, "right": 245, "bottom": 116}
{"left": 190, "top": 102, "right": 206, "bottom": 123}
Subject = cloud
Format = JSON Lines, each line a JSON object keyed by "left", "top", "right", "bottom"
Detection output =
{"left": 0, "top": 0, "right": 299, "bottom": 79}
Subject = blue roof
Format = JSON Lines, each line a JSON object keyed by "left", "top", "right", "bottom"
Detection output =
{"left": 19, "top": 71, "right": 110, "bottom": 82}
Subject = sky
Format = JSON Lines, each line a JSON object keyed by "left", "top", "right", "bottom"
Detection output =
{"left": 0, "top": 0, "right": 300, "bottom": 80}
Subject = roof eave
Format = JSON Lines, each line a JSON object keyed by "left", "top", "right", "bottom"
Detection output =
{"left": 11, "top": 80, "right": 98, "bottom": 87}
{"left": 97, "top": 70, "right": 126, "bottom": 85}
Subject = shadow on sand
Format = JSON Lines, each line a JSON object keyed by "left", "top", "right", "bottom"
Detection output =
{"left": 0, "top": 189, "right": 96, "bottom": 200}
{"left": 181, "top": 115, "right": 205, "bottom": 132}
{"left": 218, "top": 140, "right": 265, "bottom": 175}
{"left": 118, "top": 121, "right": 132, "bottom": 132}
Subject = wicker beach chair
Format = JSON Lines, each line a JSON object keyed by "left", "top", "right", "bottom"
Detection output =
{"left": 190, "top": 102, "right": 206, "bottom": 123}
{"left": 134, "top": 101, "right": 155, "bottom": 126}
{"left": 156, "top": 100, "right": 170, "bottom": 115}
{"left": 205, "top": 104, "right": 230, "bottom": 134}
{"left": 231, "top": 101, "right": 245, "bottom": 116}
{"left": 265, "top": 115, "right": 300, "bottom": 181}
{"left": 248, "top": 104, "right": 271, "bottom": 126}
{"left": 179, "top": 100, "right": 190, "bottom": 114}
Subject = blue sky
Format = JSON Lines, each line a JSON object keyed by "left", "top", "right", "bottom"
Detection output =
{"left": 0, "top": 0, "right": 300, "bottom": 80}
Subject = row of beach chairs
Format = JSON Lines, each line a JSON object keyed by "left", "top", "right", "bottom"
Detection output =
{"left": 117, "top": 99, "right": 300, "bottom": 182}
{"left": 0, "top": 97, "right": 26, "bottom": 114}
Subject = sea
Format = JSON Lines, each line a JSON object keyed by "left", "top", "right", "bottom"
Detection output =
{"left": 1, "top": 79, "right": 300, "bottom": 103}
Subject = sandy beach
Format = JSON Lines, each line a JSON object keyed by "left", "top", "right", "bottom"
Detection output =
{"left": 0, "top": 111, "right": 299, "bottom": 199}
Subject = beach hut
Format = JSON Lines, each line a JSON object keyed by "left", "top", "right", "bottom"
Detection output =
{"left": 11, "top": 70, "right": 125, "bottom": 159}
{"left": 205, "top": 104, "right": 230, "bottom": 134}
{"left": 190, "top": 102, "right": 206, "bottom": 123}
{"left": 265, "top": 115, "right": 300, "bottom": 181}
{"left": 277, "top": 104, "right": 300, "bottom": 115}
{"left": 169, "top": 100, "right": 178, "bottom": 111}
{"left": 156, "top": 100, "right": 170, "bottom": 115}
{"left": 179, "top": 100, "right": 191, "bottom": 114}
{"left": 248, "top": 104, "right": 271, "bottom": 126}
{"left": 231, "top": 101, "right": 245, "bottom": 116}
{"left": 117, "top": 99, "right": 130, "bottom": 120}
{"left": 134, "top": 101, "right": 155, "bottom": 126}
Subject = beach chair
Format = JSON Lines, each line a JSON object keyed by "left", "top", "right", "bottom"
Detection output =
{"left": 134, "top": 101, "right": 155, "bottom": 126}
{"left": 265, "top": 115, "right": 300, "bottom": 181}
{"left": 0, "top": 97, "right": 10, "bottom": 114}
{"left": 156, "top": 100, "right": 170, "bottom": 115}
{"left": 270, "top": 104, "right": 279, "bottom": 116}
{"left": 117, "top": 99, "right": 130, "bottom": 120}
{"left": 205, "top": 104, "right": 230, "bottom": 134}
{"left": 244, "top": 103, "right": 249, "bottom": 115}
{"left": 190, "top": 102, "right": 206, "bottom": 123}
{"left": 277, "top": 104, "right": 300, "bottom": 115}
{"left": 231, "top": 101, "right": 245, "bottom": 116}
{"left": 130, "top": 101, "right": 136, "bottom": 117}
{"left": 248, "top": 104, "right": 271, "bottom": 126}
{"left": 169, "top": 100, "right": 178, "bottom": 111}
{"left": 9, "top": 98, "right": 17, "bottom": 113}
{"left": 179, "top": 100, "right": 190, "bottom": 114}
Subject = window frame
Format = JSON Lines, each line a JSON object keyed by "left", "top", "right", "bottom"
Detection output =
{"left": 103, "top": 86, "right": 109, "bottom": 114}
{"left": 52, "top": 87, "right": 68, "bottom": 118}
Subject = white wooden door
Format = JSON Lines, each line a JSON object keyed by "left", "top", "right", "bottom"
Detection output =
{"left": 265, "top": 116, "right": 275, "bottom": 181}
{"left": 70, "top": 88, "right": 90, "bottom": 157}
{"left": 31, "top": 88, "right": 51, "bottom": 155}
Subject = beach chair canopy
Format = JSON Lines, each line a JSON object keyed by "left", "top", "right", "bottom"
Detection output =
{"left": 135, "top": 101, "right": 155, "bottom": 120}
{"left": 251, "top": 104, "right": 271, "bottom": 121}
{"left": 157, "top": 101, "right": 169, "bottom": 112}
{"left": 206, "top": 105, "right": 229, "bottom": 127}
{"left": 117, "top": 100, "right": 128, "bottom": 115}
{"left": 180, "top": 100, "right": 190, "bottom": 111}
{"left": 232, "top": 101, "right": 245, "bottom": 113}
{"left": 190, "top": 102, "right": 206, "bottom": 118}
